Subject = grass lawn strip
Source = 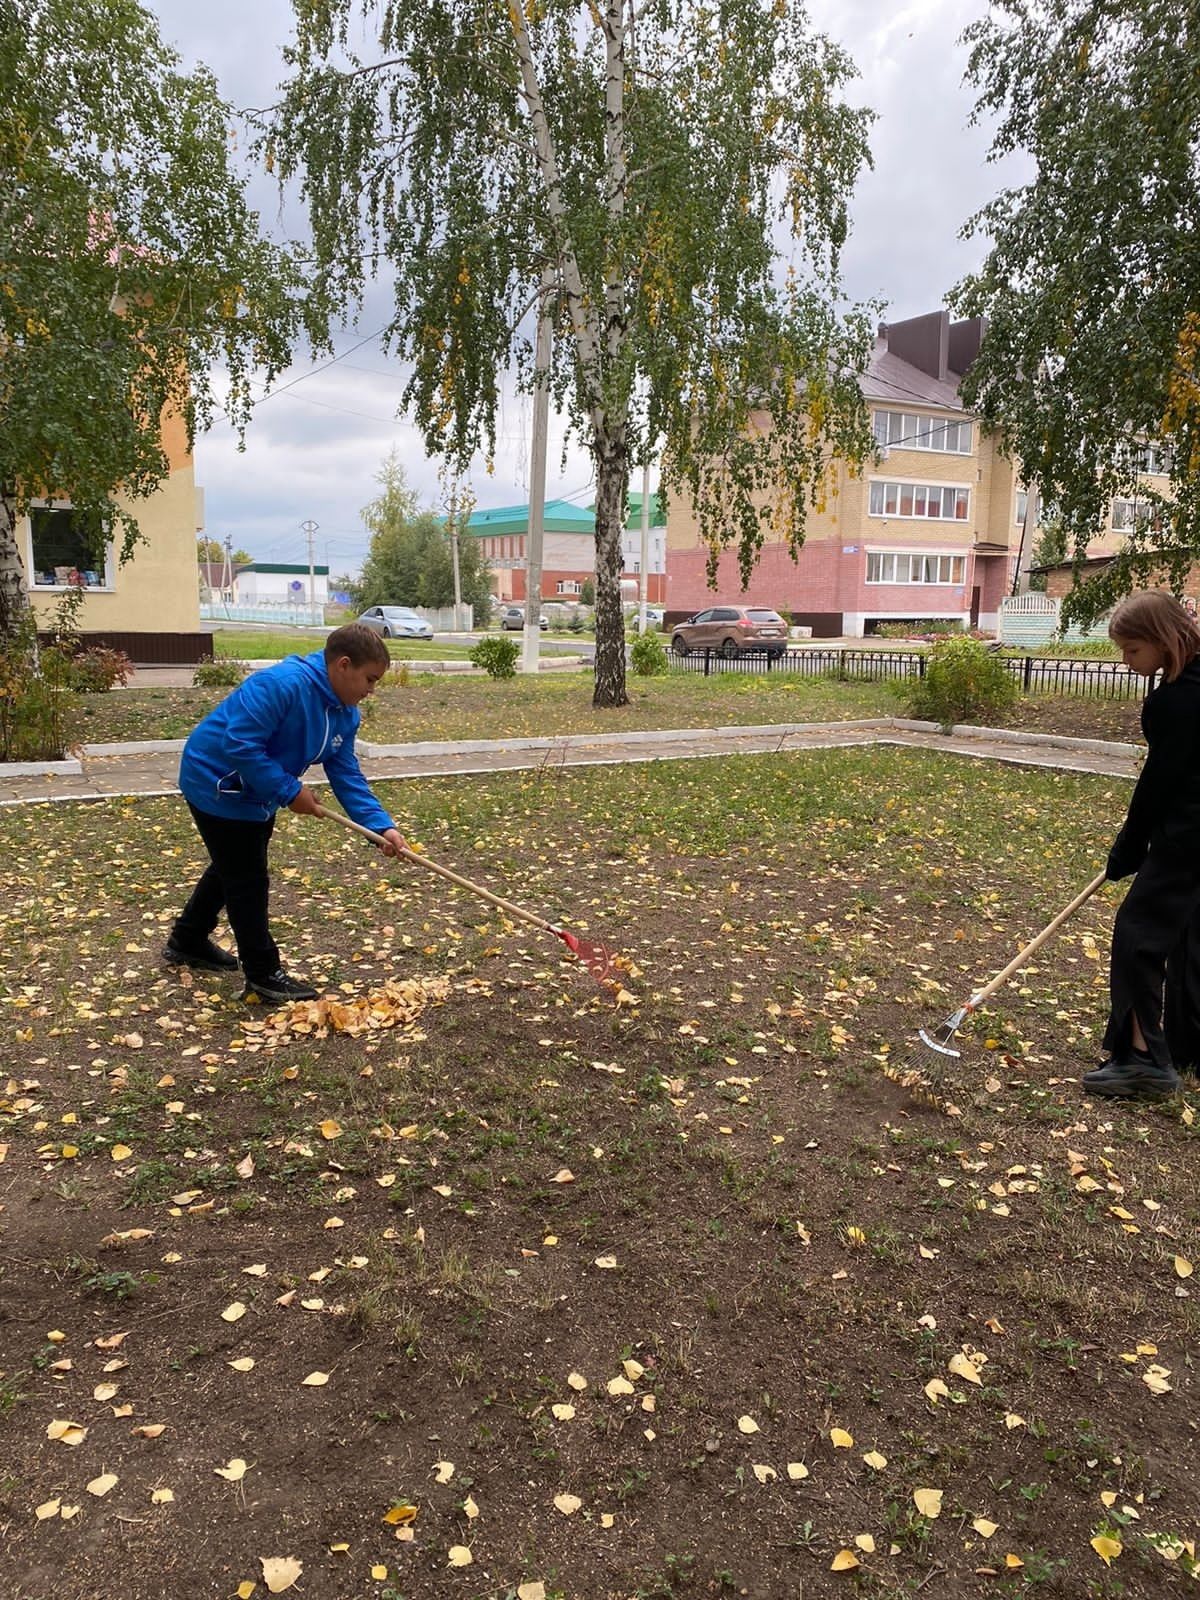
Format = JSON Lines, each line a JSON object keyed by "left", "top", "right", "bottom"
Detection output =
{"left": 0, "top": 748, "right": 1196, "bottom": 1598}
{"left": 66, "top": 670, "right": 1147, "bottom": 750}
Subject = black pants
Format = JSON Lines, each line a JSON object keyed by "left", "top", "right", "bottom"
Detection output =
{"left": 1104, "top": 850, "right": 1200, "bottom": 1071}
{"left": 173, "top": 803, "right": 279, "bottom": 981}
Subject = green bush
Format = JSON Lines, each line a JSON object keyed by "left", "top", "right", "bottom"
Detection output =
{"left": 0, "top": 587, "right": 104, "bottom": 760}
{"left": 630, "top": 629, "right": 669, "bottom": 676}
{"left": 60, "top": 644, "right": 132, "bottom": 693}
{"left": 469, "top": 635, "right": 519, "bottom": 679}
{"left": 193, "top": 655, "right": 247, "bottom": 688}
{"left": 905, "top": 635, "right": 1017, "bottom": 732}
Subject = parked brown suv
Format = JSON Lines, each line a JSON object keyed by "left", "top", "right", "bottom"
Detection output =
{"left": 670, "top": 605, "right": 789, "bottom": 659}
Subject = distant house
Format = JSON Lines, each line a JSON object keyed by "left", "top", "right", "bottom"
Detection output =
{"left": 19, "top": 405, "right": 209, "bottom": 663}
{"left": 234, "top": 563, "right": 329, "bottom": 606}
{"left": 467, "top": 496, "right": 666, "bottom": 603}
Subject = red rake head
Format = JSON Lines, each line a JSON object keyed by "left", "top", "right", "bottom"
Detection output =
{"left": 556, "top": 928, "right": 618, "bottom": 985}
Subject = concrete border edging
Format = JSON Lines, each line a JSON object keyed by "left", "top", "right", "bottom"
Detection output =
{"left": 1, "top": 758, "right": 83, "bottom": 777}
{"left": 81, "top": 739, "right": 187, "bottom": 757}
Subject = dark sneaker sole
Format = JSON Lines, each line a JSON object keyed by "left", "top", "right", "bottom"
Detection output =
{"left": 164, "top": 950, "right": 239, "bottom": 975}
{"left": 1083, "top": 1073, "right": 1182, "bottom": 1099}
{"left": 241, "top": 986, "right": 318, "bottom": 1006}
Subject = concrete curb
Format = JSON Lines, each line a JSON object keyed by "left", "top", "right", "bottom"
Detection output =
{"left": 1, "top": 758, "right": 83, "bottom": 777}
{"left": 889, "top": 719, "right": 1140, "bottom": 760}
{"left": 81, "top": 739, "right": 187, "bottom": 757}
{"left": 5, "top": 715, "right": 1142, "bottom": 771}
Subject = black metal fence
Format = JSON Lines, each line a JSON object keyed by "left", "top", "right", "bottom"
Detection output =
{"left": 667, "top": 647, "right": 1143, "bottom": 700}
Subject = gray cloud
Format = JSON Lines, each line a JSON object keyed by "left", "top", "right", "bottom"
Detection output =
{"left": 147, "top": 0, "right": 1020, "bottom": 571}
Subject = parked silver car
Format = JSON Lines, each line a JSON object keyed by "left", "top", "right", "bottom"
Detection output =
{"left": 499, "top": 605, "right": 548, "bottom": 631}
{"left": 356, "top": 605, "right": 434, "bottom": 640}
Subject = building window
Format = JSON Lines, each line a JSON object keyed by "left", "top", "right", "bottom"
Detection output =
{"left": 1117, "top": 442, "right": 1172, "bottom": 477}
{"left": 1111, "top": 498, "right": 1154, "bottom": 534}
{"left": 556, "top": 579, "right": 582, "bottom": 595}
{"left": 868, "top": 480, "right": 970, "bottom": 521}
{"left": 28, "top": 504, "right": 110, "bottom": 588}
{"left": 866, "top": 551, "right": 966, "bottom": 585}
{"left": 872, "top": 410, "right": 972, "bottom": 455}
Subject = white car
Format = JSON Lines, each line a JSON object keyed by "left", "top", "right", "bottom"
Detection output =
{"left": 356, "top": 605, "right": 434, "bottom": 640}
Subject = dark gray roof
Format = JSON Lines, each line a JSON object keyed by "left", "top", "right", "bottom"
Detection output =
{"left": 860, "top": 339, "right": 968, "bottom": 413}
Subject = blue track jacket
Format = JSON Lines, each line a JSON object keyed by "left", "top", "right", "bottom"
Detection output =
{"left": 179, "top": 651, "right": 394, "bottom": 832}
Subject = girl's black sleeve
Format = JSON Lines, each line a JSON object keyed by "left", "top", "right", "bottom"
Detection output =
{"left": 1108, "top": 684, "right": 1200, "bottom": 877}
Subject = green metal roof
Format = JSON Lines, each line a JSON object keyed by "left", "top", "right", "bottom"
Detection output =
{"left": 464, "top": 498, "right": 594, "bottom": 537}
{"left": 239, "top": 562, "right": 330, "bottom": 575}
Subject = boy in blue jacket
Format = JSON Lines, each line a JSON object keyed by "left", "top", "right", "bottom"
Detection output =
{"left": 166, "top": 623, "right": 406, "bottom": 1004}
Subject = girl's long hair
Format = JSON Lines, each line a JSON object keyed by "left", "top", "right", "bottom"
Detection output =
{"left": 1109, "top": 591, "right": 1200, "bottom": 681}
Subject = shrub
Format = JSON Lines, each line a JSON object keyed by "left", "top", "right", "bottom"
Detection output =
{"left": 630, "top": 629, "right": 668, "bottom": 676}
{"left": 60, "top": 645, "right": 132, "bottom": 693}
{"left": 0, "top": 619, "right": 75, "bottom": 761}
{"left": 906, "top": 635, "right": 1017, "bottom": 731}
{"left": 193, "top": 655, "right": 247, "bottom": 688}
{"left": 469, "top": 635, "right": 519, "bottom": 679}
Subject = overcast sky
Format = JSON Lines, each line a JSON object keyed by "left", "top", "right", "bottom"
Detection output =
{"left": 145, "top": 0, "right": 1020, "bottom": 577}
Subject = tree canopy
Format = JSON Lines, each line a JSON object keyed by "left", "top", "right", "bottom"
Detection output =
{"left": 271, "top": 0, "right": 876, "bottom": 705}
{"left": 0, "top": 0, "right": 311, "bottom": 633}
{"left": 352, "top": 453, "right": 493, "bottom": 619}
{"left": 953, "top": 0, "right": 1200, "bottom": 622}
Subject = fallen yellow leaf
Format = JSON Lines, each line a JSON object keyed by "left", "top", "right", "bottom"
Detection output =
{"left": 913, "top": 1487, "right": 943, "bottom": 1518}
{"left": 553, "top": 1493, "right": 582, "bottom": 1515}
{"left": 973, "top": 1517, "right": 998, "bottom": 1538}
{"left": 830, "top": 1549, "right": 860, "bottom": 1571}
{"left": 300, "top": 1371, "right": 330, "bottom": 1387}
{"left": 260, "top": 1556, "right": 302, "bottom": 1593}
{"left": 215, "top": 1458, "right": 248, "bottom": 1482}
{"left": 86, "top": 1473, "right": 118, "bottom": 1497}
{"left": 221, "top": 1301, "right": 247, "bottom": 1323}
{"left": 829, "top": 1427, "right": 853, "bottom": 1447}
{"left": 1091, "top": 1534, "right": 1122, "bottom": 1565}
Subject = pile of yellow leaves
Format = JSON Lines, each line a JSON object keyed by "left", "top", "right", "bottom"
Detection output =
{"left": 242, "top": 977, "right": 452, "bottom": 1042}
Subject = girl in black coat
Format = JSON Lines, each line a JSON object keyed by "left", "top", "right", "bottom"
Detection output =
{"left": 1083, "top": 591, "right": 1200, "bottom": 1098}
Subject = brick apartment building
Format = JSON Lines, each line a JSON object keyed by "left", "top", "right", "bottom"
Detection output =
{"left": 467, "top": 496, "right": 666, "bottom": 604}
{"left": 664, "top": 309, "right": 1174, "bottom": 638}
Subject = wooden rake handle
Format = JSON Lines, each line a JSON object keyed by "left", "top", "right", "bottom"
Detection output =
{"left": 315, "top": 804, "right": 561, "bottom": 938}
{"left": 969, "top": 871, "right": 1108, "bottom": 1010}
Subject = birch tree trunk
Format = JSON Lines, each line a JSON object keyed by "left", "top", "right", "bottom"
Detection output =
{"left": 592, "top": 434, "right": 630, "bottom": 709}
{"left": 0, "top": 491, "right": 29, "bottom": 638}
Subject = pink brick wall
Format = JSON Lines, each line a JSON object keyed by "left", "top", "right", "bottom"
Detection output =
{"left": 667, "top": 541, "right": 1011, "bottom": 632}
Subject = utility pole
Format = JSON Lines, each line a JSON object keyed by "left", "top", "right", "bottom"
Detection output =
{"left": 448, "top": 486, "right": 464, "bottom": 629}
{"left": 522, "top": 266, "right": 555, "bottom": 674}
{"left": 1011, "top": 484, "right": 1039, "bottom": 596}
{"left": 301, "top": 518, "right": 319, "bottom": 620}
{"left": 223, "top": 535, "right": 233, "bottom": 611}
{"left": 638, "top": 460, "right": 650, "bottom": 634}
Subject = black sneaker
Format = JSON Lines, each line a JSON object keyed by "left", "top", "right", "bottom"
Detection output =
{"left": 164, "top": 935, "right": 239, "bottom": 974}
{"left": 241, "top": 970, "right": 318, "bottom": 1005}
{"left": 1082, "top": 1056, "right": 1183, "bottom": 1099}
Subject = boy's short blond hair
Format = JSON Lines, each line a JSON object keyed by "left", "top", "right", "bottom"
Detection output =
{"left": 1109, "top": 590, "right": 1200, "bottom": 681}
{"left": 324, "top": 622, "right": 391, "bottom": 669}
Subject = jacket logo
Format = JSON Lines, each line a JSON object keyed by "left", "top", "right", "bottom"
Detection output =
{"left": 330, "top": 734, "right": 344, "bottom": 751}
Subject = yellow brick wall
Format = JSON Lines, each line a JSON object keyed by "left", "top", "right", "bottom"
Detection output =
{"left": 24, "top": 459, "right": 202, "bottom": 634}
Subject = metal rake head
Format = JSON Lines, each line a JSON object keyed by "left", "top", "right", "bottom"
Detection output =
{"left": 555, "top": 928, "right": 618, "bottom": 985}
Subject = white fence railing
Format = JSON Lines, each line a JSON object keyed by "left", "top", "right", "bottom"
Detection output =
{"left": 997, "top": 593, "right": 1109, "bottom": 647}
{"left": 200, "top": 599, "right": 476, "bottom": 632}
{"left": 201, "top": 599, "right": 325, "bottom": 627}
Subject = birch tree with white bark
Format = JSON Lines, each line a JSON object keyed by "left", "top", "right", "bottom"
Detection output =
{"left": 272, "top": 0, "right": 877, "bottom": 707}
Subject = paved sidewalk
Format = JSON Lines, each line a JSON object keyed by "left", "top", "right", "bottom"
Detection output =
{"left": 0, "top": 719, "right": 1141, "bottom": 807}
